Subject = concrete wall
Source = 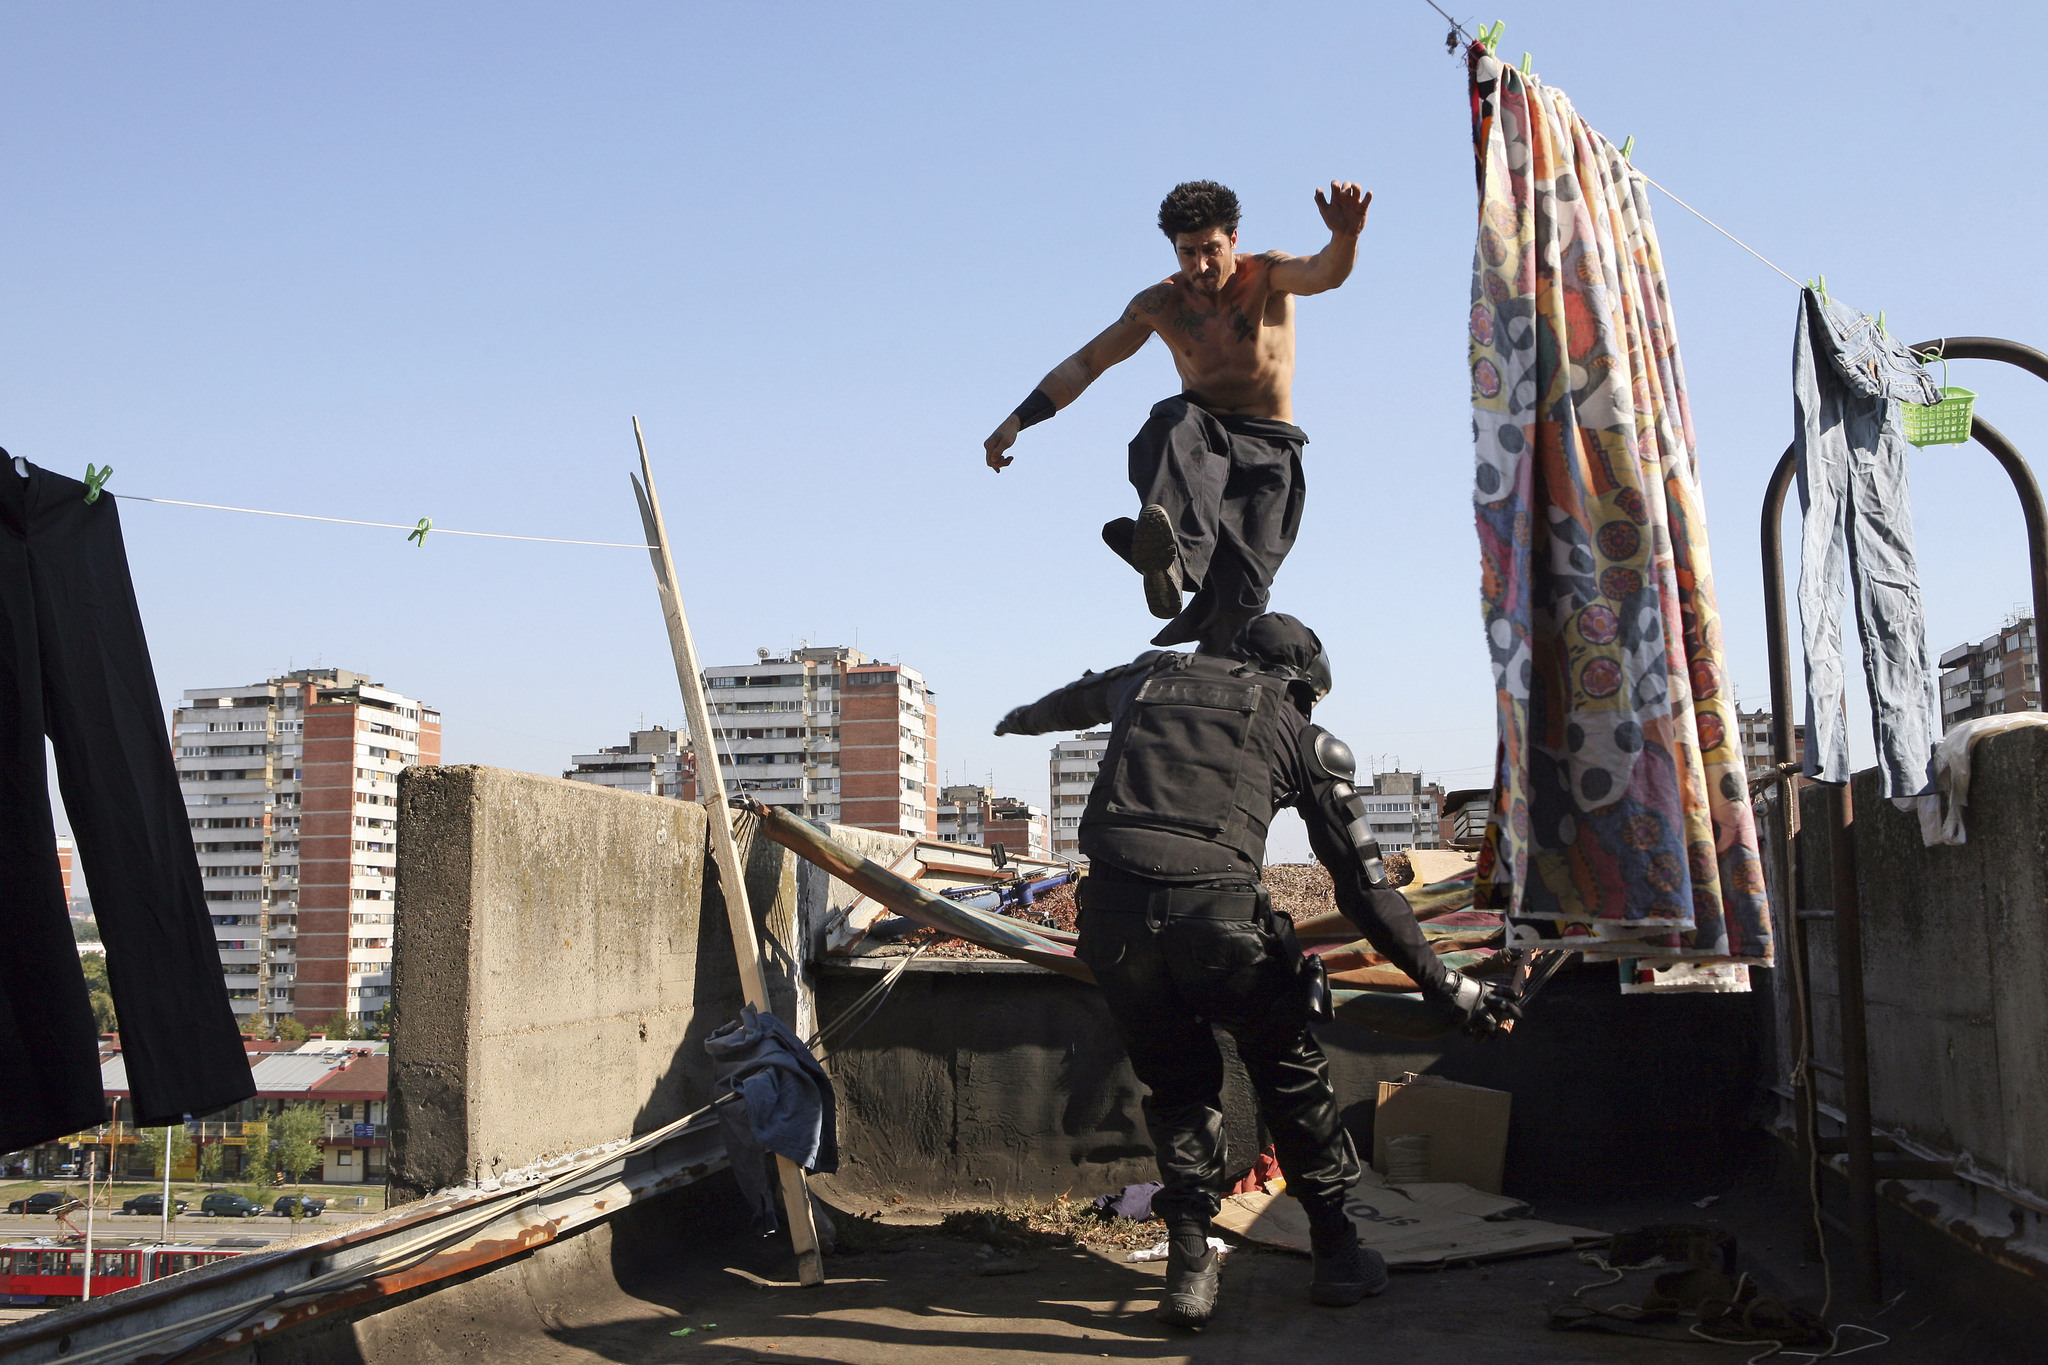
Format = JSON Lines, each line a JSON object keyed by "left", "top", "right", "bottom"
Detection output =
{"left": 816, "top": 954, "right": 1766, "bottom": 1205}
{"left": 814, "top": 961, "right": 1255, "bottom": 1205}
{"left": 388, "top": 766, "right": 802, "bottom": 1200}
{"left": 1798, "top": 725, "right": 2048, "bottom": 1201}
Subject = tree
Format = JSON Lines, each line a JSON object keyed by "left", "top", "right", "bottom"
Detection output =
{"left": 198, "top": 1139, "right": 226, "bottom": 1185}
{"left": 135, "top": 1124, "right": 191, "bottom": 1181}
{"left": 269, "top": 1104, "right": 324, "bottom": 1185}
{"left": 273, "top": 1015, "right": 309, "bottom": 1043}
{"left": 78, "top": 953, "right": 118, "bottom": 1034}
{"left": 241, "top": 1121, "right": 273, "bottom": 1191}
{"left": 369, "top": 1000, "right": 396, "bottom": 1036}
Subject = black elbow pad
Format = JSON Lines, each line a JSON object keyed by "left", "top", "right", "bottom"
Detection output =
{"left": 1306, "top": 728, "right": 1356, "bottom": 783}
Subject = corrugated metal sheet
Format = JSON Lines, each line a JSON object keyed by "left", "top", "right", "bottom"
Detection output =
{"left": 100, "top": 1055, "right": 128, "bottom": 1092}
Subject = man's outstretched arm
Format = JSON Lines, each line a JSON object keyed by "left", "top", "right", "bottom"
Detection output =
{"left": 983, "top": 288, "right": 1162, "bottom": 472}
{"left": 991, "top": 652, "right": 1166, "bottom": 736}
{"left": 1266, "top": 181, "right": 1371, "bottom": 297}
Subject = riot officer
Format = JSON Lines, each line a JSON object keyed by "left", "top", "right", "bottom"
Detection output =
{"left": 995, "top": 613, "right": 1516, "bottom": 1329}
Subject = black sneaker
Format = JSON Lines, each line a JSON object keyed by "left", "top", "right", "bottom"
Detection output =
{"left": 1100, "top": 516, "right": 1138, "bottom": 567}
{"left": 1129, "top": 504, "right": 1184, "bottom": 620}
{"left": 1309, "top": 1226, "right": 1389, "bottom": 1306}
{"left": 1155, "top": 1241, "right": 1220, "bottom": 1329}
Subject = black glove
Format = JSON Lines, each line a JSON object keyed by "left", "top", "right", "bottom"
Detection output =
{"left": 993, "top": 706, "right": 1030, "bottom": 737}
{"left": 1447, "top": 975, "right": 1522, "bottom": 1040}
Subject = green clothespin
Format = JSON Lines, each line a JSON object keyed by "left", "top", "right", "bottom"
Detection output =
{"left": 1806, "top": 274, "right": 1828, "bottom": 303}
{"left": 82, "top": 464, "right": 113, "bottom": 503}
{"left": 1520, "top": 51, "right": 1533, "bottom": 74}
{"left": 1474, "top": 20, "right": 1505, "bottom": 53}
{"left": 1619, "top": 135, "right": 1635, "bottom": 163}
{"left": 408, "top": 517, "right": 431, "bottom": 547}
{"left": 1875, "top": 310, "right": 1887, "bottom": 337}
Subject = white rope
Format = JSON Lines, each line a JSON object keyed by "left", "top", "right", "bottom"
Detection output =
{"left": 112, "top": 493, "right": 653, "bottom": 550}
{"left": 1628, "top": 170, "right": 1805, "bottom": 290}
{"left": 1422, "top": 0, "right": 1806, "bottom": 291}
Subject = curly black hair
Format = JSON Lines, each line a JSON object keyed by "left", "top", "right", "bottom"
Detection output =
{"left": 1158, "top": 181, "right": 1240, "bottom": 240}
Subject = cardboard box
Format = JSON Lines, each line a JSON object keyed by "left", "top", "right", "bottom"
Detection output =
{"left": 1372, "top": 1073, "right": 1511, "bottom": 1194}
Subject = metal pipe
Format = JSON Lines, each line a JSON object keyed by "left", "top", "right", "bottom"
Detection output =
{"left": 1829, "top": 781, "right": 1880, "bottom": 1301}
{"left": 1764, "top": 335, "right": 2048, "bottom": 1300}
{"left": 1962, "top": 417, "right": 2048, "bottom": 633}
{"left": 1761, "top": 445, "right": 1823, "bottom": 1259}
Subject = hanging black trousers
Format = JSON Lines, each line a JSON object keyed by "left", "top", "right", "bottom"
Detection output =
{"left": 1075, "top": 882, "right": 1360, "bottom": 1227}
{"left": 2, "top": 463, "right": 253, "bottom": 1150}
{"left": 1126, "top": 394, "right": 1307, "bottom": 653}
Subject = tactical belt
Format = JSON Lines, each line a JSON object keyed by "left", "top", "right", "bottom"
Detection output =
{"left": 1080, "top": 881, "right": 1262, "bottom": 923}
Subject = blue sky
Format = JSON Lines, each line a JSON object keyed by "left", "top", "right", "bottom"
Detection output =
{"left": 8, "top": 2, "right": 2042, "bottom": 863}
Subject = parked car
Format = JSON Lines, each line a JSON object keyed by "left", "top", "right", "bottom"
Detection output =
{"left": 6, "top": 1191, "right": 73, "bottom": 1215}
{"left": 121, "top": 1192, "right": 189, "bottom": 1216}
{"left": 272, "top": 1195, "right": 327, "bottom": 1218}
{"left": 199, "top": 1192, "right": 263, "bottom": 1219}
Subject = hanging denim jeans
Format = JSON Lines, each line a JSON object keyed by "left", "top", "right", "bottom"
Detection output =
{"left": 1793, "top": 286, "right": 1943, "bottom": 797}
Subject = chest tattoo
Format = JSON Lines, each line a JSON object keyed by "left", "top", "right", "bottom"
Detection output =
{"left": 1227, "top": 306, "right": 1256, "bottom": 343}
{"left": 1172, "top": 302, "right": 1209, "bottom": 342}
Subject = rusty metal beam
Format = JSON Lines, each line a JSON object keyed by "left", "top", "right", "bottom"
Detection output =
{"left": 0, "top": 1112, "right": 726, "bottom": 1365}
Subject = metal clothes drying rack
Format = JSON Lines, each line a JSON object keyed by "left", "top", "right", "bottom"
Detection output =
{"left": 1760, "top": 337, "right": 2048, "bottom": 1303}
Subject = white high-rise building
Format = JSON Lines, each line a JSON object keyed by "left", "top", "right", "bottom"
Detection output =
{"left": 175, "top": 668, "right": 440, "bottom": 1029}
{"left": 686, "top": 646, "right": 939, "bottom": 839}
{"left": 1358, "top": 771, "right": 1442, "bottom": 854}
{"left": 1048, "top": 732, "right": 1110, "bottom": 862}
{"left": 564, "top": 727, "right": 692, "bottom": 797}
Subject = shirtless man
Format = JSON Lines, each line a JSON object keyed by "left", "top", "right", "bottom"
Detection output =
{"left": 983, "top": 179, "right": 1370, "bottom": 651}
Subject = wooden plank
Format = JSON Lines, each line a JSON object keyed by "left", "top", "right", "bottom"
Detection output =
{"left": 629, "top": 417, "right": 824, "bottom": 1287}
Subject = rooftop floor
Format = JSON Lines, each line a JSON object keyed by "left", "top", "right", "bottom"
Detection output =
{"left": 479, "top": 1179, "right": 2038, "bottom": 1365}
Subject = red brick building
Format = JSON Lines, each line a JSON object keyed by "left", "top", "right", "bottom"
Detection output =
{"left": 298, "top": 678, "right": 440, "bottom": 1022}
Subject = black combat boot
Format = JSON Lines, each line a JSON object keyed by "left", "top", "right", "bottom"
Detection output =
{"left": 1129, "top": 503, "right": 1185, "bottom": 620}
{"left": 1154, "top": 1219, "right": 1221, "bottom": 1329}
{"left": 1302, "top": 1196, "right": 1388, "bottom": 1306}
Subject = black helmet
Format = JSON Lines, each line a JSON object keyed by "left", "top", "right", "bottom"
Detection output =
{"left": 1232, "top": 613, "right": 1331, "bottom": 709}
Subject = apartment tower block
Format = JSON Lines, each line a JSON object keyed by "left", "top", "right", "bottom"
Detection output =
{"left": 176, "top": 668, "right": 440, "bottom": 1030}
{"left": 679, "top": 647, "right": 937, "bottom": 840}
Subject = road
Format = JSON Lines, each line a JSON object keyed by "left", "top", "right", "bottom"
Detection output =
{"left": 2, "top": 1208, "right": 373, "bottom": 1247}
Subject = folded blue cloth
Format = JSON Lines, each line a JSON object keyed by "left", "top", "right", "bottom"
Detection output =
{"left": 706, "top": 1005, "right": 840, "bottom": 1233}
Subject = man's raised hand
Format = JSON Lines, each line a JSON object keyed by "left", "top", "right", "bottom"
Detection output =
{"left": 984, "top": 414, "right": 1021, "bottom": 472}
{"left": 1314, "top": 181, "right": 1371, "bottom": 237}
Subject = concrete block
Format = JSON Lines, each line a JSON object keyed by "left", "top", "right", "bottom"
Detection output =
{"left": 388, "top": 766, "right": 800, "bottom": 1201}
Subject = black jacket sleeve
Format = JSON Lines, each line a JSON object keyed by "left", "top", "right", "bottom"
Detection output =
{"left": 1293, "top": 732, "right": 1456, "bottom": 1001}
{"left": 994, "top": 651, "right": 1171, "bottom": 736}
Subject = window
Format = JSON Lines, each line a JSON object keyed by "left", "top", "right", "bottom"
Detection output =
{"left": 337, "top": 1150, "right": 353, "bottom": 1167}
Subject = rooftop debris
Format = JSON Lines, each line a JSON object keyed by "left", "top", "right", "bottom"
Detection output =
{"left": 939, "top": 1197, "right": 1169, "bottom": 1254}
{"left": 900, "top": 857, "right": 1412, "bottom": 955}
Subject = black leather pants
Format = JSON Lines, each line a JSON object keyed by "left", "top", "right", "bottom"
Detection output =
{"left": 1076, "top": 887, "right": 1360, "bottom": 1226}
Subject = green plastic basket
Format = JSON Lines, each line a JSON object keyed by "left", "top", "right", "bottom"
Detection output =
{"left": 1901, "top": 385, "right": 1976, "bottom": 447}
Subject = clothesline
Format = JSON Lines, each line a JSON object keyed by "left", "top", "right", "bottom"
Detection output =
{"left": 1422, "top": 0, "right": 1805, "bottom": 291}
{"left": 112, "top": 493, "right": 654, "bottom": 550}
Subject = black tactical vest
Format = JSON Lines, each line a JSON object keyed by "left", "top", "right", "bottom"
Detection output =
{"left": 1078, "top": 652, "right": 1301, "bottom": 882}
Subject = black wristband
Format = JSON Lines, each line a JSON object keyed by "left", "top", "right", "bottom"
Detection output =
{"left": 1012, "top": 388, "right": 1056, "bottom": 430}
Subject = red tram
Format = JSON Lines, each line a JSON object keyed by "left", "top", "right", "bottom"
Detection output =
{"left": 0, "top": 1242, "right": 241, "bottom": 1303}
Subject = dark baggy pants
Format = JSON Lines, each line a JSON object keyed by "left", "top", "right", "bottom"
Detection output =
{"left": 1076, "top": 884, "right": 1360, "bottom": 1226}
{"left": 2, "top": 464, "right": 254, "bottom": 1149}
{"left": 1126, "top": 395, "right": 1307, "bottom": 652}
